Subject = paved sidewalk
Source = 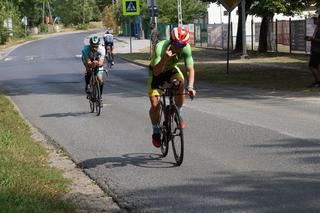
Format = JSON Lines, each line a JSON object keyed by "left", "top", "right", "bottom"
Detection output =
{"left": 115, "top": 36, "right": 150, "bottom": 53}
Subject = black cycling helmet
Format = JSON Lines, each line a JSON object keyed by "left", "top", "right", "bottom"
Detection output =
{"left": 89, "top": 35, "right": 100, "bottom": 47}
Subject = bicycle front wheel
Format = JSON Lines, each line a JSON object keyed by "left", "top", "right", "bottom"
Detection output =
{"left": 89, "top": 93, "right": 95, "bottom": 113}
{"left": 94, "top": 80, "right": 101, "bottom": 116}
{"left": 159, "top": 102, "right": 169, "bottom": 157}
{"left": 89, "top": 83, "right": 95, "bottom": 113}
{"left": 170, "top": 105, "right": 184, "bottom": 166}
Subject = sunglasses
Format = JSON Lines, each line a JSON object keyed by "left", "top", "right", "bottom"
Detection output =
{"left": 172, "top": 41, "right": 186, "bottom": 48}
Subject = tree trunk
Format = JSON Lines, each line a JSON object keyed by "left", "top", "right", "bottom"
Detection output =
{"left": 258, "top": 16, "right": 269, "bottom": 52}
{"left": 234, "top": 5, "right": 243, "bottom": 53}
{"left": 234, "top": 0, "right": 253, "bottom": 53}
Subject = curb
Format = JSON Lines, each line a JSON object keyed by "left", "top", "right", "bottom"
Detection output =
{"left": 114, "top": 37, "right": 128, "bottom": 44}
{"left": 117, "top": 56, "right": 149, "bottom": 68}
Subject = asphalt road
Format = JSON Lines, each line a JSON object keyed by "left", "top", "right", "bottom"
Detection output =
{"left": 1, "top": 32, "right": 320, "bottom": 213}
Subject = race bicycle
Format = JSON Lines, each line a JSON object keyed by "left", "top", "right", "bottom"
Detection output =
{"left": 87, "top": 66, "right": 106, "bottom": 116}
{"left": 159, "top": 80, "right": 190, "bottom": 166}
{"left": 105, "top": 44, "right": 114, "bottom": 69}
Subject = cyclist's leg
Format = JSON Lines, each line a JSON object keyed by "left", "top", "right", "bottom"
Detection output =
{"left": 170, "top": 67, "right": 185, "bottom": 128}
{"left": 82, "top": 58, "right": 91, "bottom": 93}
{"left": 104, "top": 43, "right": 108, "bottom": 59}
{"left": 85, "top": 68, "right": 92, "bottom": 93}
{"left": 148, "top": 68, "right": 163, "bottom": 147}
{"left": 148, "top": 69, "right": 162, "bottom": 125}
{"left": 170, "top": 66, "right": 185, "bottom": 109}
{"left": 97, "top": 67, "right": 104, "bottom": 96}
{"left": 110, "top": 43, "right": 114, "bottom": 58}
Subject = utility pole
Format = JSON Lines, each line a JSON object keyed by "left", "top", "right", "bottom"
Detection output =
{"left": 83, "top": 0, "right": 86, "bottom": 24}
{"left": 177, "top": 0, "right": 182, "bottom": 26}
{"left": 42, "top": 1, "right": 45, "bottom": 25}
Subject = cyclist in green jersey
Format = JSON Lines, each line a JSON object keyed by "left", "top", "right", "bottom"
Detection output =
{"left": 148, "top": 27, "right": 196, "bottom": 148}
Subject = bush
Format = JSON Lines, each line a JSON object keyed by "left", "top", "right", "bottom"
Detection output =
{"left": 0, "top": 28, "right": 9, "bottom": 44}
{"left": 75, "top": 23, "right": 89, "bottom": 30}
{"left": 88, "top": 21, "right": 102, "bottom": 29}
{"left": 40, "top": 24, "right": 48, "bottom": 33}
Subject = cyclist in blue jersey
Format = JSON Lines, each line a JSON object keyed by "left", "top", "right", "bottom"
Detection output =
{"left": 82, "top": 35, "right": 106, "bottom": 106}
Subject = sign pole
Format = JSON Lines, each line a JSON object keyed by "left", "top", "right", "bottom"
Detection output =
{"left": 123, "top": 0, "right": 140, "bottom": 54}
{"left": 129, "top": 16, "right": 132, "bottom": 53}
{"left": 218, "top": 0, "right": 242, "bottom": 74}
{"left": 151, "top": 0, "right": 155, "bottom": 23}
{"left": 227, "top": 12, "right": 231, "bottom": 74}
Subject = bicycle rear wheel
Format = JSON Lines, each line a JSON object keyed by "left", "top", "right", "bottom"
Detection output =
{"left": 94, "top": 80, "right": 101, "bottom": 116}
{"left": 170, "top": 105, "right": 184, "bottom": 166}
{"left": 159, "top": 102, "right": 169, "bottom": 157}
{"left": 107, "top": 52, "right": 113, "bottom": 69}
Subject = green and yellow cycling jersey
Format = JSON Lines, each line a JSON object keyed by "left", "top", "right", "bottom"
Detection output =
{"left": 148, "top": 40, "right": 194, "bottom": 97}
{"left": 150, "top": 40, "right": 194, "bottom": 71}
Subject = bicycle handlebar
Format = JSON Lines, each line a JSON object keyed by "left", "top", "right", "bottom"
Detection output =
{"left": 159, "top": 80, "right": 194, "bottom": 100}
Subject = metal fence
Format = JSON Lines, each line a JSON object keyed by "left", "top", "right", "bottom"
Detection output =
{"left": 203, "top": 18, "right": 316, "bottom": 54}
{"left": 120, "top": 17, "right": 316, "bottom": 54}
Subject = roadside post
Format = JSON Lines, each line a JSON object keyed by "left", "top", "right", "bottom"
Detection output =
{"left": 21, "top": 16, "right": 28, "bottom": 37}
{"left": 218, "top": 0, "right": 241, "bottom": 74}
{"left": 122, "top": 0, "right": 140, "bottom": 54}
{"left": 148, "top": 0, "right": 158, "bottom": 55}
{"left": 148, "top": 0, "right": 158, "bottom": 24}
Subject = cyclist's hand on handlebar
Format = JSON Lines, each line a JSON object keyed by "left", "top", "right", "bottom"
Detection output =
{"left": 89, "top": 60, "right": 98, "bottom": 68}
{"left": 93, "top": 60, "right": 99, "bottom": 67}
{"left": 187, "top": 88, "right": 196, "bottom": 100}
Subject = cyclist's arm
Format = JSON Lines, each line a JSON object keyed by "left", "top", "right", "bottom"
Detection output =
{"left": 151, "top": 42, "right": 171, "bottom": 76}
{"left": 183, "top": 45, "right": 195, "bottom": 89}
{"left": 186, "top": 65, "right": 195, "bottom": 88}
{"left": 152, "top": 56, "right": 168, "bottom": 76}
{"left": 97, "top": 46, "right": 105, "bottom": 66}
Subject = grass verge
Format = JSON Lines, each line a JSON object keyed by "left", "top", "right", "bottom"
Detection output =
{"left": 118, "top": 49, "right": 320, "bottom": 92}
{"left": 0, "top": 92, "right": 75, "bottom": 212}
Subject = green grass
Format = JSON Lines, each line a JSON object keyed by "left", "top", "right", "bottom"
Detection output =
{"left": 118, "top": 49, "right": 319, "bottom": 92}
{"left": 0, "top": 92, "right": 75, "bottom": 212}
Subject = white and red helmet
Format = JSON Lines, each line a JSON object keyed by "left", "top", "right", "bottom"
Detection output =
{"left": 170, "top": 27, "right": 190, "bottom": 46}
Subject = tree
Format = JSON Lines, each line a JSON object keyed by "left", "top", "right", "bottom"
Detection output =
{"left": 53, "top": 0, "right": 100, "bottom": 25}
{"left": 15, "top": 0, "right": 43, "bottom": 27}
{"left": 0, "top": 1, "right": 24, "bottom": 43}
{"left": 101, "top": 5, "right": 117, "bottom": 32}
{"left": 95, "top": 0, "right": 113, "bottom": 12}
{"left": 250, "top": 0, "right": 313, "bottom": 52}
{"left": 156, "top": 0, "right": 208, "bottom": 24}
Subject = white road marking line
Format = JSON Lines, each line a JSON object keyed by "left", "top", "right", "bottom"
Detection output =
{"left": 4, "top": 57, "right": 13, "bottom": 61}
{"left": 25, "top": 55, "right": 39, "bottom": 61}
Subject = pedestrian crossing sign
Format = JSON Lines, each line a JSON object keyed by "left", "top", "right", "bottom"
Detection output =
{"left": 123, "top": 0, "right": 140, "bottom": 16}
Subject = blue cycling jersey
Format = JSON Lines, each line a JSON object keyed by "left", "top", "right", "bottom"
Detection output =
{"left": 81, "top": 44, "right": 105, "bottom": 65}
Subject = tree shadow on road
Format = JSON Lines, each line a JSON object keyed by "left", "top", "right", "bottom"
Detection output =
{"left": 248, "top": 138, "right": 320, "bottom": 165}
{"left": 119, "top": 170, "right": 320, "bottom": 213}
